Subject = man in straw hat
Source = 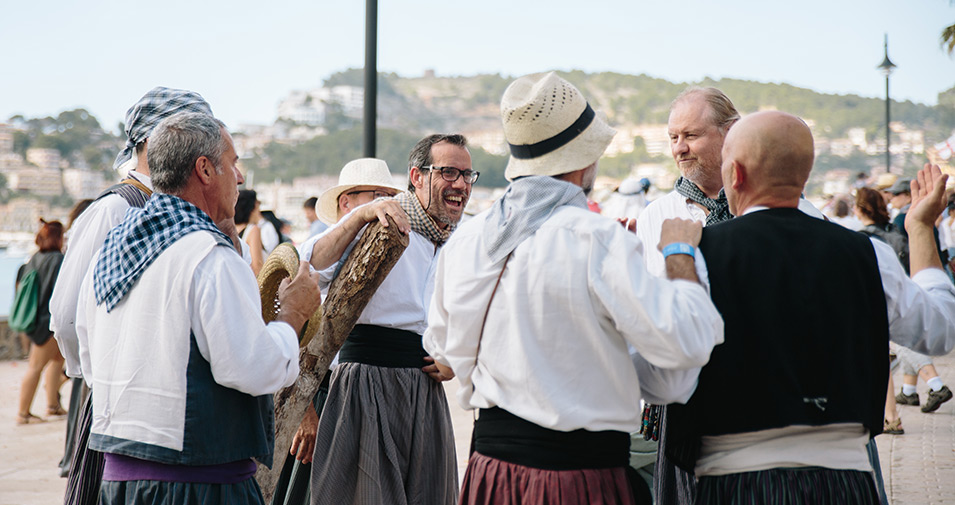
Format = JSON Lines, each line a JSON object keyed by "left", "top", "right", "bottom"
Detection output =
{"left": 50, "top": 86, "right": 215, "bottom": 505}
{"left": 663, "top": 111, "right": 955, "bottom": 504}
{"left": 300, "top": 137, "right": 476, "bottom": 504}
{"left": 75, "top": 111, "right": 322, "bottom": 505}
{"left": 423, "top": 71, "right": 724, "bottom": 504}
{"left": 271, "top": 158, "right": 402, "bottom": 505}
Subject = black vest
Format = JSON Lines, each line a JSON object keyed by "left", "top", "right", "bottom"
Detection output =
{"left": 666, "top": 208, "right": 889, "bottom": 471}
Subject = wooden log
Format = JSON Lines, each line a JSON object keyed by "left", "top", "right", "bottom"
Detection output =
{"left": 255, "top": 216, "right": 409, "bottom": 501}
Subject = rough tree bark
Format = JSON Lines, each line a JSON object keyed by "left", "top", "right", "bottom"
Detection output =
{"left": 255, "top": 216, "right": 409, "bottom": 502}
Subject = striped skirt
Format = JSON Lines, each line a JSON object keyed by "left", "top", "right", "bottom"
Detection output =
{"left": 696, "top": 467, "right": 879, "bottom": 505}
{"left": 309, "top": 363, "right": 458, "bottom": 505}
{"left": 100, "top": 479, "right": 263, "bottom": 505}
{"left": 64, "top": 389, "right": 104, "bottom": 505}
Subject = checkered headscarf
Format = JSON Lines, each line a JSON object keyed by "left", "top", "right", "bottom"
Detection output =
{"left": 674, "top": 176, "right": 732, "bottom": 226}
{"left": 93, "top": 194, "right": 233, "bottom": 312}
{"left": 113, "top": 87, "right": 213, "bottom": 169}
{"left": 394, "top": 191, "right": 453, "bottom": 246}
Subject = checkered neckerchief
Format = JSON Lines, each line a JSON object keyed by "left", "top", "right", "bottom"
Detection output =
{"left": 394, "top": 191, "right": 453, "bottom": 246}
{"left": 674, "top": 176, "right": 732, "bottom": 226}
{"left": 113, "top": 87, "right": 213, "bottom": 169}
{"left": 93, "top": 194, "right": 233, "bottom": 312}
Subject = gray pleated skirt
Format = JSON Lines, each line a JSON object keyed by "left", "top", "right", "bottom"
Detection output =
{"left": 100, "top": 479, "right": 264, "bottom": 505}
{"left": 309, "top": 363, "right": 458, "bottom": 505}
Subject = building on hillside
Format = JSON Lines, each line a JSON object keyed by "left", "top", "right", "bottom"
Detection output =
{"left": 0, "top": 198, "right": 67, "bottom": 233}
{"left": 463, "top": 129, "right": 507, "bottom": 156}
{"left": 0, "top": 124, "right": 13, "bottom": 153}
{"left": 26, "top": 148, "right": 62, "bottom": 170}
{"left": 62, "top": 168, "right": 108, "bottom": 199}
{"left": 276, "top": 86, "right": 364, "bottom": 127}
{"left": 848, "top": 128, "right": 867, "bottom": 150}
{"left": 7, "top": 167, "right": 63, "bottom": 196}
{"left": 631, "top": 125, "right": 669, "bottom": 156}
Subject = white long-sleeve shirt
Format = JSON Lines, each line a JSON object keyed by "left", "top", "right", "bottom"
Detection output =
{"left": 424, "top": 206, "right": 724, "bottom": 434}
{"left": 51, "top": 171, "right": 152, "bottom": 378}
{"left": 76, "top": 231, "right": 299, "bottom": 451}
{"left": 693, "top": 206, "right": 955, "bottom": 476}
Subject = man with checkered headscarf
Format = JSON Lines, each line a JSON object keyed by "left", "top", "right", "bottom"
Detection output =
{"left": 423, "top": 72, "right": 724, "bottom": 505}
{"left": 297, "top": 134, "right": 475, "bottom": 504}
{"left": 50, "top": 87, "right": 213, "bottom": 505}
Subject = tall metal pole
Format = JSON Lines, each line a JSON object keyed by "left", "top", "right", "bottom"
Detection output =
{"left": 877, "top": 34, "right": 896, "bottom": 173}
{"left": 884, "top": 71, "right": 890, "bottom": 172}
{"left": 363, "top": 0, "right": 378, "bottom": 157}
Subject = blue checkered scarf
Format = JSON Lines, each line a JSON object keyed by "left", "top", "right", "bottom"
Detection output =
{"left": 93, "top": 193, "right": 233, "bottom": 312}
{"left": 483, "top": 176, "right": 586, "bottom": 263}
{"left": 113, "top": 87, "right": 213, "bottom": 169}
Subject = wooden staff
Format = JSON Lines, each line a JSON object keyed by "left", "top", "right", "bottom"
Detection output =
{"left": 255, "top": 216, "right": 409, "bottom": 501}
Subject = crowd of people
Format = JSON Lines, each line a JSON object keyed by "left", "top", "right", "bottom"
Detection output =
{"left": 7, "top": 73, "right": 955, "bottom": 505}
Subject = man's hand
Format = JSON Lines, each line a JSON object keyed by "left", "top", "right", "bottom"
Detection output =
{"left": 276, "top": 261, "right": 322, "bottom": 334}
{"left": 356, "top": 199, "right": 411, "bottom": 235}
{"left": 616, "top": 217, "right": 637, "bottom": 234}
{"left": 905, "top": 163, "right": 949, "bottom": 232}
{"left": 658, "top": 218, "right": 702, "bottom": 251}
{"left": 905, "top": 163, "right": 949, "bottom": 275}
{"left": 422, "top": 356, "right": 454, "bottom": 383}
{"left": 289, "top": 405, "right": 319, "bottom": 464}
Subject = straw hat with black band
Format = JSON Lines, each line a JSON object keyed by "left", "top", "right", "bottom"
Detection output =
{"left": 502, "top": 71, "right": 616, "bottom": 180}
{"left": 316, "top": 158, "right": 404, "bottom": 225}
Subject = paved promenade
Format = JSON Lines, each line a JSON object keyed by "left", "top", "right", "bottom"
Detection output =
{"left": 1, "top": 352, "right": 952, "bottom": 504}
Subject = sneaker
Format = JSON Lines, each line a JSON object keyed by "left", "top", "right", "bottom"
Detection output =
{"left": 896, "top": 390, "right": 920, "bottom": 406}
{"left": 921, "top": 385, "right": 953, "bottom": 413}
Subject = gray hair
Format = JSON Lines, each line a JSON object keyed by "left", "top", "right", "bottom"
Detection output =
{"left": 671, "top": 87, "right": 740, "bottom": 134}
{"left": 407, "top": 133, "right": 468, "bottom": 191}
{"left": 148, "top": 112, "right": 226, "bottom": 195}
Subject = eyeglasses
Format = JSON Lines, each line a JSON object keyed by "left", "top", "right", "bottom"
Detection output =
{"left": 422, "top": 166, "right": 480, "bottom": 184}
{"left": 346, "top": 190, "right": 394, "bottom": 199}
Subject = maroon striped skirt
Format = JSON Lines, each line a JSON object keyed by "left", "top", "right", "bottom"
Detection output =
{"left": 460, "top": 452, "right": 636, "bottom": 505}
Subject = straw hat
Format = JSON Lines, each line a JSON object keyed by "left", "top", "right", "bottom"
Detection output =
{"left": 317, "top": 158, "right": 403, "bottom": 224}
{"left": 257, "top": 243, "right": 323, "bottom": 347}
{"left": 874, "top": 173, "right": 899, "bottom": 190}
{"left": 501, "top": 72, "right": 616, "bottom": 180}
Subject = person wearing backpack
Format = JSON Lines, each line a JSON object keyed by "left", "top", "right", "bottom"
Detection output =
{"left": 15, "top": 219, "right": 66, "bottom": 425}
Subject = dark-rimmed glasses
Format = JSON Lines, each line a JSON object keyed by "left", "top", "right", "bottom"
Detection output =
{"left": 346, "top": 190, "right": 394, "bottom": 199}
{"left": 422, "top": 165, "right": 480, "bottom": 184}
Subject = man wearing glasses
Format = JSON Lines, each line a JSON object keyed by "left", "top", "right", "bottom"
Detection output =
{"left": 300, "top": 136, "right": 476, "bottom": 505}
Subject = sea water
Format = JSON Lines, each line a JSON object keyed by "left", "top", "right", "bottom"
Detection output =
{"left": 0, "top": 252, "right": 29, "bottom": 319}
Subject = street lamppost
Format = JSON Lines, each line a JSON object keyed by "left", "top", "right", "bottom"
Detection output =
{"left": 877, "top": 34, "right": 896, "bottom": 173}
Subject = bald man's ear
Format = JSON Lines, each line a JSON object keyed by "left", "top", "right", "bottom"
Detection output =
{"left": 729, "top": 160, "right": 745, "bottom": 191}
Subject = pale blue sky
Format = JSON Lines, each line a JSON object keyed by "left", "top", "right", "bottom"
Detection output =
{"left": 1, "top": 0, "right": 952, "bottom": 130}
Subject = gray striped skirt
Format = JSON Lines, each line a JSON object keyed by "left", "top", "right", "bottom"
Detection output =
{"left": 309, "top": 363, "right": 458, "bottom": 505}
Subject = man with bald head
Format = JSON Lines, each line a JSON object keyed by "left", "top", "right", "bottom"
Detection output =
{"left": 663, "top": 111, "right": 955, "bottom": 504}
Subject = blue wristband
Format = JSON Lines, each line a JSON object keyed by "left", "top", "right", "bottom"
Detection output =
{"left": 662, "top": 242, "right": 695, "bottom": 259}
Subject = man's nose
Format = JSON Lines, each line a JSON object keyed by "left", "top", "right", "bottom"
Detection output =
{"left": 235, "top": 166, "right": 245, "bottom": 185}
{"left": 672, "top": 138, "right": 688, "bottom": 156}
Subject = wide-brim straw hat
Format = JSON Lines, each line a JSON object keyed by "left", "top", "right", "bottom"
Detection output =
{"left": 257, "top": 243, "right": 323, "bottom": 347}
{"left": 502, "top": 72, "right": 616, "bottom": 181}
{"left": 317, "top": 158, "right": 403, "bottom": 224}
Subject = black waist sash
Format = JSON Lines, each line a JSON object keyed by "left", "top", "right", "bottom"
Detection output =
{"left": 338, "top": 324, "right": 427, "bottom": 368}
{"left": 474, "top": 407, "right": 630, "bottom": 471}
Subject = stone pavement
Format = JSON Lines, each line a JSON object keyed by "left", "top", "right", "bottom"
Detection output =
{"left": 1, "top": 351, "right": 952, "bottom": 504}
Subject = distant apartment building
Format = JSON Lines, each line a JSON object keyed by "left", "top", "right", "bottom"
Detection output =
{"left": 0, "top": 124, "right": 13, "bottom": 153}
{"left": 464, "top": 129, "right": 507, "bottom": 156}
{"left": 0, "top": 198, "right": 68, "bottom": 233}
{"left": 26, "top": 148, "right": 62, "bottom": 170}
{"left": 62, "top": 168, "right": 108, "bottom": 199}
{"left": 276, "top": 85, "right": 364, "bottom": 126}
{"left": 631, "top": 125, "right": 669, "bottom": 156}
{"left": 7, "top": 167, "right": 63, "bottom": 196}
{"left": 848, "top": 128, "right": 867, "bottom": 149}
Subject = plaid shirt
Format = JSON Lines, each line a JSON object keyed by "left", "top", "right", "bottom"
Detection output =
{"left": 113, "top": 87, "right": 213, "bottom": 169}
{"left": 93, "top": 194, "right": 233, "bottom": 312}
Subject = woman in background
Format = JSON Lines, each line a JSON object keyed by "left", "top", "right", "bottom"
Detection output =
{"left": 235, "top": 189, "right": 265, "bottom": 276}
{"left": 16, "top": 219, "right": 66, "bottom": 425}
